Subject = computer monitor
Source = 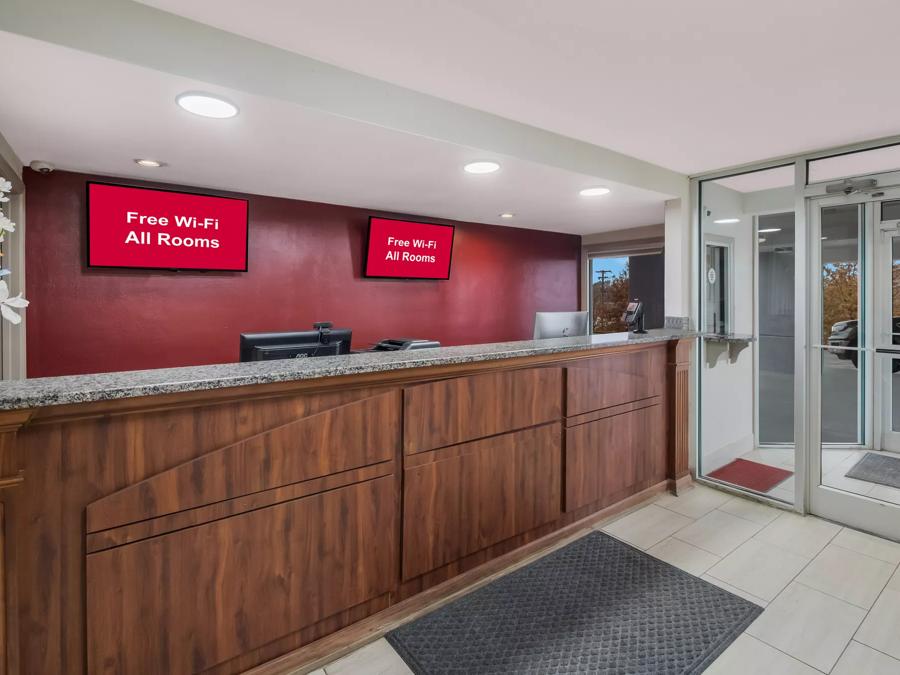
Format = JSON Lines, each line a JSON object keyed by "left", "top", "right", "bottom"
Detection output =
{"left": 533, "top": 311, "right": 589, "bottom": 339}
{"left": 239, "top": 324, "right": 352, "bottom": 362}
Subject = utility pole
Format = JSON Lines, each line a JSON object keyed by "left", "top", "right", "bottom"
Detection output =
{"left": 595, "top": 269, "right": 611, "bottom": 330}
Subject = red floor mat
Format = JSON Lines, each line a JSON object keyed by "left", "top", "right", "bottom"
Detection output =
{"left": 708, "top": 458, "right": 793, "bottom": 493}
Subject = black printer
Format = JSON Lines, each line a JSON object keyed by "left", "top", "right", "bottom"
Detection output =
{"left": 370, "top": 338, "right": 441, "bottom": 351}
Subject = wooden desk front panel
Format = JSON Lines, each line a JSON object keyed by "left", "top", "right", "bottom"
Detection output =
{"left": 403, "top": 367, "right": 563, "bottom": 454}
{"left": 566, "top": 345, "right": 666, "bottom": 416}
{"left": 402, "top": 423, "right": 562, "bottom": 579}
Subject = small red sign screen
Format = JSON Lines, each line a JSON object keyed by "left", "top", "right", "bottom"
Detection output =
{"left": 364, "top": 217, "right": 454, "bottom": 280}
{"left": 87, "top": 183, "right": 249, "bottom": 271}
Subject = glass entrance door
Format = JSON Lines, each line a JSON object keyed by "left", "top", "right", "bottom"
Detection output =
{"left": 809, "top": 189, "right": 900, "bottom": 540}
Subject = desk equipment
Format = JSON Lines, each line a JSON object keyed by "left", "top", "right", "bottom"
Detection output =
{"left": 533, "top": 311, "right": 589, "bottom": 339}
{"left": 370, "top": 338, "right": 441, "bottom": 351}
{"left": 622, "top": 300, "right": 647, "bottom": 334}
{"left": 239, "top": 322, "right": 352, "bottom": 361}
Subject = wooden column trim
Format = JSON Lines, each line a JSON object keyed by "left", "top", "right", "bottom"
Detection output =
{"left": 666, "top": 338, "right": 693, "bottom": 493}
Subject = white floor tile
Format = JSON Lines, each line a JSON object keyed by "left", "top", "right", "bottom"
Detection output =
{"left": 673, "top": 510, "right": 764, "bottom": 557}
{"left": 754, "top": 512, "right": 841, "bottom": 558}
{"left": 701, "top": 573, "right": 768, "bottom": 606}
{"left": 646, "top": 537, "right": 720, "bottom": 576}
{"left": 832, "top": 641, "right": 900, "bottom": 675}
{"left": 704, "top": 634, "right": 820, "bottom": 675}
{"left": 855, "top": 583, "right": 900, "bottom": 660}
{"left": 746, "top": 582, "right": 866, "bottom": 672}
{"left": 717, "top": 496, "right": 782, "bottom": 526}
{"left": 831, "top": 527, "right": 900, "bottom": 565}
{"left": 655, "top": 484, "right": 732, "bottom": 519}
{"left": 795, "top": 543, "right": 896, "bottom": 609}
{"left": 706, "top": 538, "right": 810, "bottom": 602}
{"left": 324, "top": 639, "right": 412, "bottom": 675}
{"left": 600, "top": 504, "right": 693, "bottom": 550}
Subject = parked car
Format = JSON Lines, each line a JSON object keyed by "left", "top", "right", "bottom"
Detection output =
{"left": 828, "top": 318, "right": 900, "bottom": 370}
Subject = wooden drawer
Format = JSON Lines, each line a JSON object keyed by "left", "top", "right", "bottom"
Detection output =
{"left": 403, "top": 367, "right": 562, "bottom": 453}
{"left": 565, "top": 403, "right": 664, "bottom": 512}
{"left": 402, "top": 423, "right": 562, "bottom": 579}
{"left": 566, "top": 345, "right": 665, "bottom": 416}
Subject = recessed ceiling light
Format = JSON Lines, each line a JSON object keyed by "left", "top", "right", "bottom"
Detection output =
{"left": 500, "top": 212, "right": 515, "bottom": 219}
{"left": 758, "top": 237, "right": 766, "bottom": 243}
{"left": 134, "top": 158, "right": 163, "bottom": 168}
{"left": 579, "top": 186, "right": 611, "bottom": 197}
{"left": 464, "top": 161, "right": 500, "bottom": 174}
{"left": 758, "top": 227, "right": 782, "bottom": 233}
{"left": 713, "top": 218, "right": 740, "bottom": 224}
{"left": 176, "top": 92, "right": 239, "bottom": 119}
{"left": 821, "top": 236, "right": 829, "bottom": 240}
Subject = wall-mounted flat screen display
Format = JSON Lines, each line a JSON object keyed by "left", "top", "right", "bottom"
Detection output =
{"left": 364, "top": 217, "right": 455, "bottom": 280}
{"left": 87, "top": 182, "right": 249, "bottom": 271}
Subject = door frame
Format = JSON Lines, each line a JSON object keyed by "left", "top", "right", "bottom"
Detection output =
{"left": 806, "top": 185, "right": 900, "bottom": 539}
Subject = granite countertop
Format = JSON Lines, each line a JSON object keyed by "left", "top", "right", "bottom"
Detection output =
{"left": 0, "top": 329, "right": 695, "bottom": 411}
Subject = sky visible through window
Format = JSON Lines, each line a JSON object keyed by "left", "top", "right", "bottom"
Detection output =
{"left": 591, "top": 256, "right": 628, "bottom": 282}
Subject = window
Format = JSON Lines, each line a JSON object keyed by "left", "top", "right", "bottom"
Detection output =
{"left": 587, "top": 252, "right": 664, "bottom": 334}
{"left": 704, "top": 240, "right": 731, "bottom": 334}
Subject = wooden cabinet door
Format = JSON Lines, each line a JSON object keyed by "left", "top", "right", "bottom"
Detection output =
{"left": 402, "top": 423, "right": 562, "bottom": 579}
{"left": 565, "top": 404, "right": 663, "bottom": 511}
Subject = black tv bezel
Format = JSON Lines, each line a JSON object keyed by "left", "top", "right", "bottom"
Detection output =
{"left": 363, "top": 216, "right": 455, "bottom": 281}
{"left": 85, "top": 181, "right": 250, "bottom": 272}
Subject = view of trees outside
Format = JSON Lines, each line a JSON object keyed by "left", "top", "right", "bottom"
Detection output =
{"left": 591, "top": 257, "right": 630, "bottom": 333}
{"left": 821, "top": 262, "right": 858, "bottom": 342}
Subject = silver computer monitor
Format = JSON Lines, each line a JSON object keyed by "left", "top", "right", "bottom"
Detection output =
{"left": 533, "top": 311, "right": 589, "bottom": 339}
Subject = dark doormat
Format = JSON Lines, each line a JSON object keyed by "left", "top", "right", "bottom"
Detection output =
{"left": 386, "top": 531, "right": 762, "bottom": 674}
{"left": 846, "top": 452, "right": 900, "bottom": 489}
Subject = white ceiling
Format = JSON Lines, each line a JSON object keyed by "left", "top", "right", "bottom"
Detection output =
{"left": 0, "top": 31, "right": 668, "bottom": 234}
{"left": 138, "top": 0, "right": 900, "bottom": 174}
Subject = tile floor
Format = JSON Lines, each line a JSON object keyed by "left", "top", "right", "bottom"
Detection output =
{"left": 311, "top": 485, "right": 900, "bottom": 674}
{"left": 728, "top": 446, "right": 900, "bottom": 508}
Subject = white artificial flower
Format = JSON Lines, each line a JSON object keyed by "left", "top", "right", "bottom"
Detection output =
{"left": 0, "top": 178, "right": 11, "bottom": 193}
{"left": 0, "top": 195, "right": 8, "bottom": 203}
{"left": 0, "top": 280, "right": 28, "bottom": 325}
{"left": 0, "top": 215, "right": 14, "bottom": 233}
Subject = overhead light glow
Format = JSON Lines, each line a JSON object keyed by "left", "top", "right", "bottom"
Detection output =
{"left": 499, "top": 212, "right": 515, "bottom": 219}
{"left": 758, "top": 227, "right": 782, "bottom": 233}
{"left": 464, "top": 161, "right": 500, "bottom": 174}
{"left": 176, "top": 92, "right": 239, "bottom": 119}
{"left": 579, "top": 186, "right": 611, "bottom": 197}
{"left": 758, "top": 237, "right": 766, "bottom": 243}
{"left": 713, "top": 218, "right": 740, "bottom": 224}
{"left": 134, "top": 158, "right": 163, "bottom": 168}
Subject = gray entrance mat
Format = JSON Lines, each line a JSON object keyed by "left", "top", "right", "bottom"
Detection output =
{"left": 386, "top": 531, "right": 762, "bottom": 674}
{"left": 845, "top": 452, "right": 900, "bottom": 489}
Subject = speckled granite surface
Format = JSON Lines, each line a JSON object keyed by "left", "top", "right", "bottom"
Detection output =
{"left": 0, "top": 329, "right": 695, "bottom": 411}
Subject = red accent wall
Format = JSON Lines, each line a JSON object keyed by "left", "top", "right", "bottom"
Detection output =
{"left": 25, "top": 169, "right": 581, "bottom": 377}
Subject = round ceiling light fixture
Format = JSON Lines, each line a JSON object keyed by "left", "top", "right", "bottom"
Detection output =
{"left": 499, "top": 212, "right": 515, "bottom": 219}
{"left": 579, "top": 186, "right": 611, "bottom": 197}
{"left": 713, "top": 217, "right": 740, "bottom": 224}
{"left": 176, "top": 92, "right": 239, "bottom": 119}
{"left": 134, "top": 158, "right": 164, "bottom": 168}
{"left": 463, "top": 161, "right": 500, "bottom": 174}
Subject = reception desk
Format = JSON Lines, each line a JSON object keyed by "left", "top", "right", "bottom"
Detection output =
{"left": 0, "top": 330, "right": 693, "bottom": 675}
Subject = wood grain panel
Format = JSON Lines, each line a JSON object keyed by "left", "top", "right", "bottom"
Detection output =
{"left": 86, "top": 476, "right": 397, "bottom": 675}
{"left": 565, "top": 404, "right": 664, "bottom": 512}
{"left": 402, "top": 423, "right": 561, "bottom": 579}
{"left": 86, "top": 391, "right": 400, "bottom": 533}
{"left": 403, "top": 367, "right": 562, "bottom": 453}
{"left": 566, "top": 345, "right": 666, "bottom": 416}
{"left": 668, "top": 338, "right": 693, "bottom": 486}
